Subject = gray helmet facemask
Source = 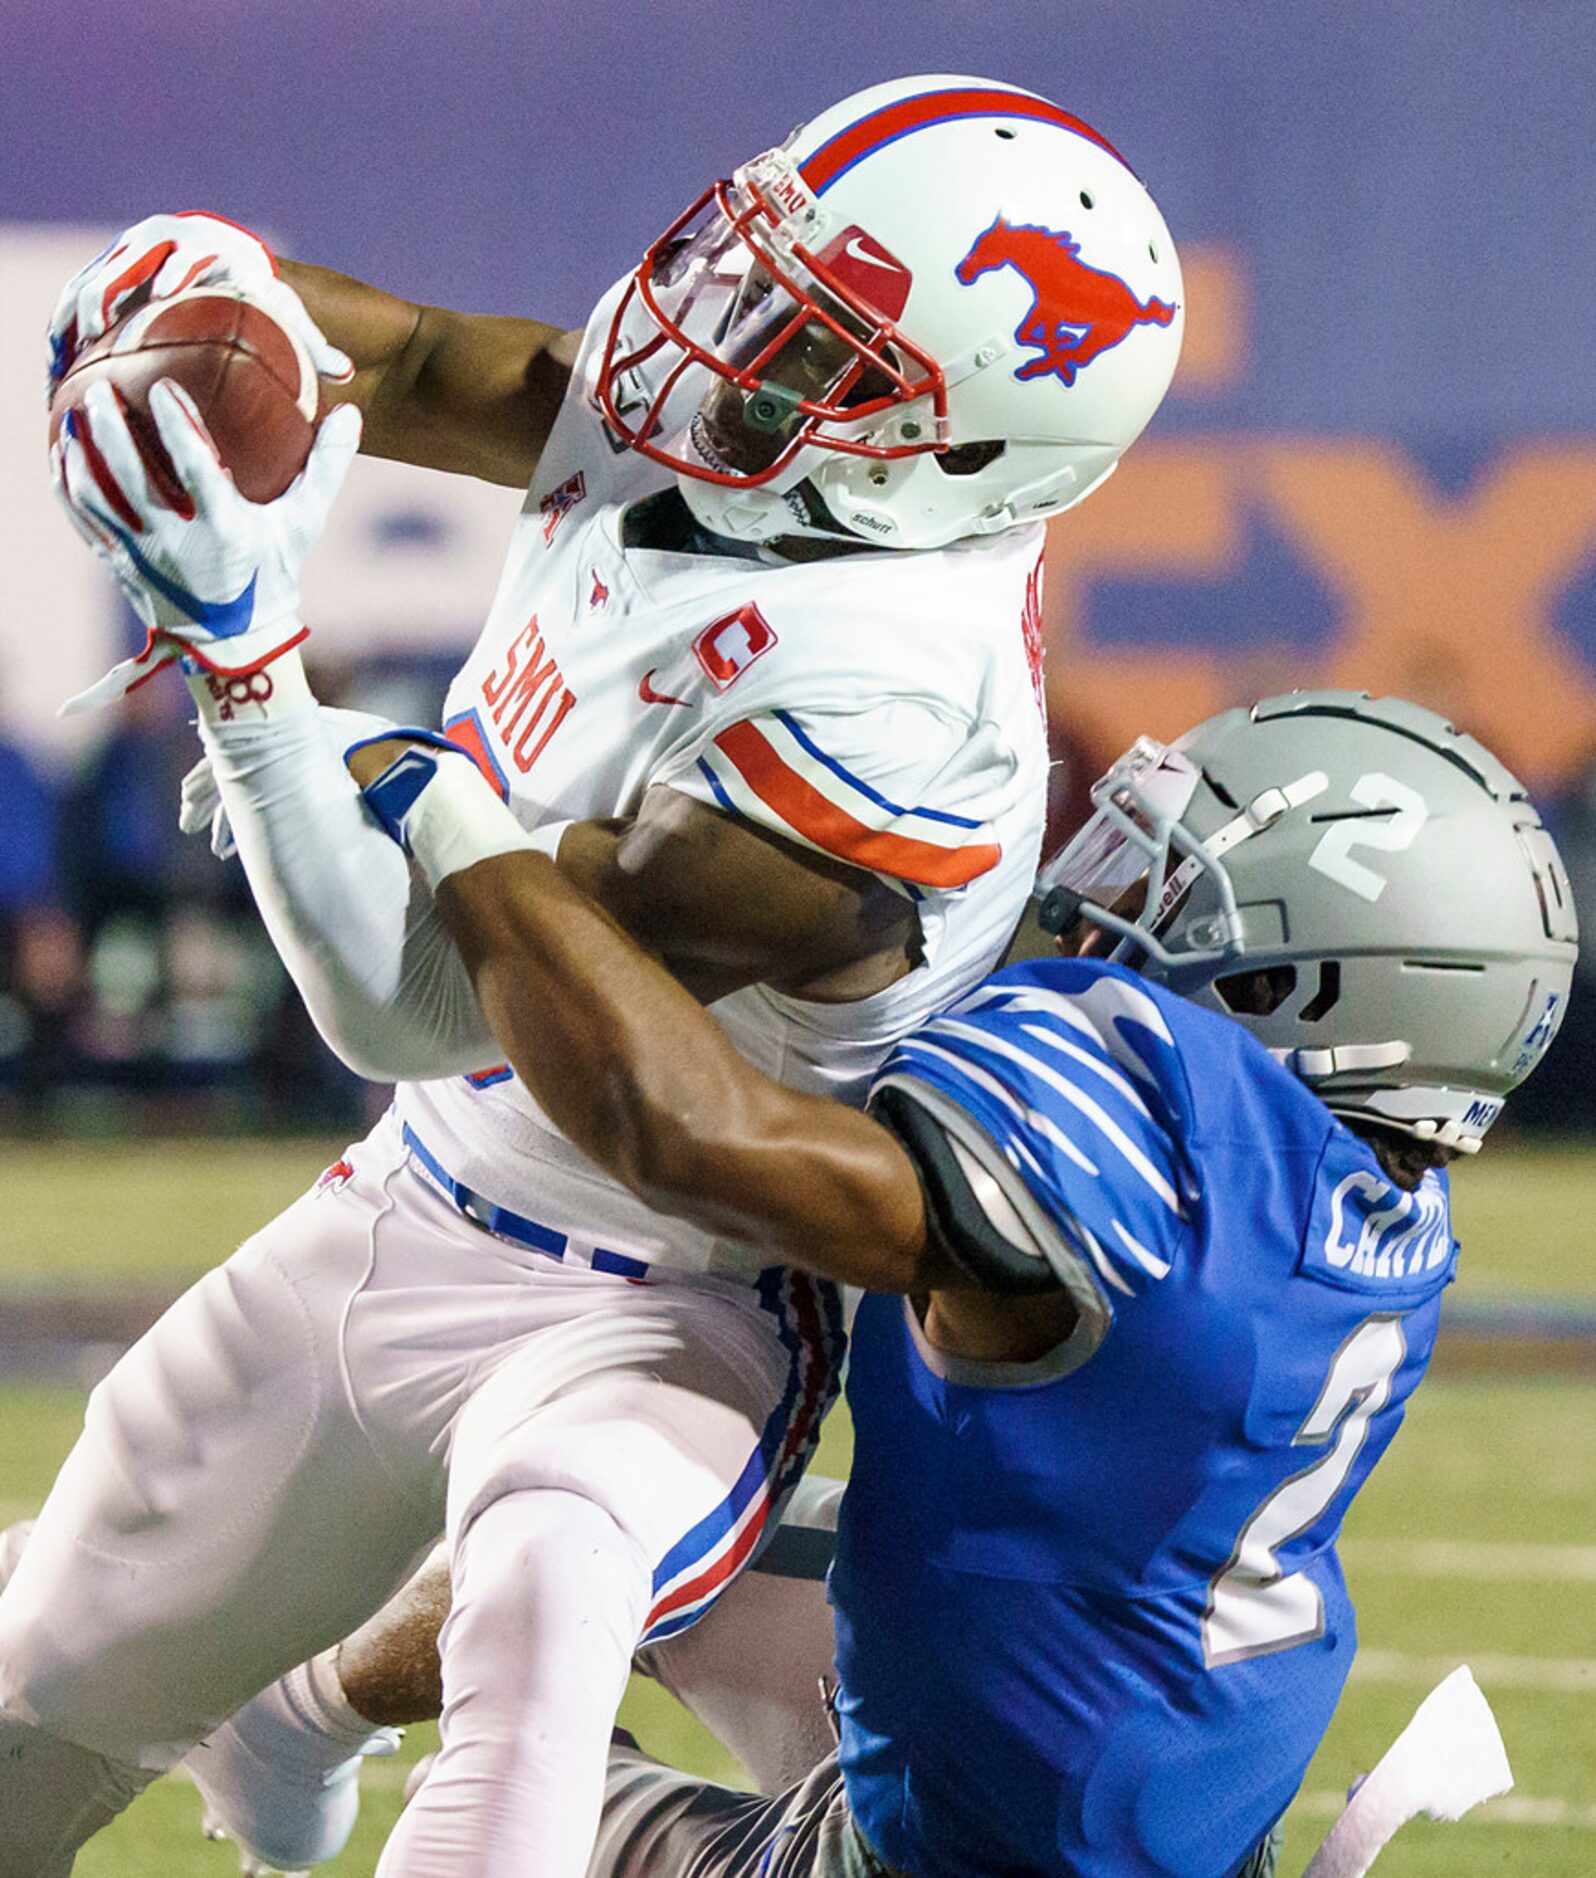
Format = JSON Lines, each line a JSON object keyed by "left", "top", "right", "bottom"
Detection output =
{"left": 1035, "top": 691, "right": 1578, "bottom": 1153}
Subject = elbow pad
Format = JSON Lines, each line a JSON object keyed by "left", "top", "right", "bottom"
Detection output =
{"left": 870, "top": 1079, "right": 1116, "bottom": 1360}
{"left": 870, "top": 1083, "right": 1065, "bottom": 1296}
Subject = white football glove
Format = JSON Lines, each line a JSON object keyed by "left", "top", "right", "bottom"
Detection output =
{"left": 53, "top": 377, "right": 361, "bottom": 714}
{"left": 180, "top": 706, "right": 400, "bottom": 859}
{"left": 48, "top": 211, "right": 352, "bottom": 393}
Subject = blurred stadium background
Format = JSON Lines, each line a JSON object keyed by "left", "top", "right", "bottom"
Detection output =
{"left": 1, "top": 3, "right": 1592, "bottom": 1872}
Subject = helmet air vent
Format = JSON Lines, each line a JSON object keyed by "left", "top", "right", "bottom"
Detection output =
{"left": 1299, "top": 961, "right": 1342, "bottom": 1023}
{"left": 936, "top": 440, "right": 1007, "bottom": 477}
{"left": 1200, "top": 769, "right": 1240, "bottom": 811}
{"left": 1516, "top": 825, "right": 1579, "bottom": 943}
{"left": 1213, "top": 965, "right": 1297, "bottom": 1017}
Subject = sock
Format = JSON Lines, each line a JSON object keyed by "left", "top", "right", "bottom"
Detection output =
{"left": 278, "top": 1649, "right": 381, "bottom": 1754}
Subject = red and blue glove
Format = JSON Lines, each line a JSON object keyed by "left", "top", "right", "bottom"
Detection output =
{"left": 52, "top": 376, "right": 361, "bottom": 713}
{"left": 48, "top": 211, "right": 352, "bottom": 393}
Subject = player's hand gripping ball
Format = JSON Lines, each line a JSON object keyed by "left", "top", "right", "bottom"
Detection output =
{"left": 50, "top": 307, "right": 363, "bottom": 714}
{"left": 48, "top": 286, "right": 325, "bottom": 506}
{"left": 47, "top": 210, "right": 352, "bottom": 393}
{"left": 45, "top": 211, "right": 362, "bottom": 714}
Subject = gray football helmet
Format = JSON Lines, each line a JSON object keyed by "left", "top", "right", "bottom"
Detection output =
{"left": 1036, "top": 691, "right": 1577, "bottom": 1152}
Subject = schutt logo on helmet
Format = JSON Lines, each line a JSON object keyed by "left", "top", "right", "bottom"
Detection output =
{"left": 956, "top": 216, "right": 1178, "bottom": 388}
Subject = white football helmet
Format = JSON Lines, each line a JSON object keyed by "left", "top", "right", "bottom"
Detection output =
{"left": 594, "top": 74, "right": 1184, "bottom": 550}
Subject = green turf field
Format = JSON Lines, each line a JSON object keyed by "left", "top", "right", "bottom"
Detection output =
{"left": 1, "top": 1137, "right": 1592, "bottom": 1874}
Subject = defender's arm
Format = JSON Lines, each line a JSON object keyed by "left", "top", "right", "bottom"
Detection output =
{"left": 436, "top": 839, "right": 1081, "bottom": 1354}
{"left": 280, "top": 260, "right": 580, "bottom": 487}
{"left": 437, "top": 846, "right": 940, "bottom": 1291}
{"left": 337, "top": 735, "right": 1051, "bottom": 1305}
{"left": 553, "top": 784, "right": 921, "bottom": 1006}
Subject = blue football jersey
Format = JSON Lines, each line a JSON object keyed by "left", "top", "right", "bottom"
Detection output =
{"left": 832, "top": 957, "right": 1457, "bottom": 1878}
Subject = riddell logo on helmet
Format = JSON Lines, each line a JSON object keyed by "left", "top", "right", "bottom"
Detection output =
{"left": 956, "top": 216, "right": 1177, "bottom": 387}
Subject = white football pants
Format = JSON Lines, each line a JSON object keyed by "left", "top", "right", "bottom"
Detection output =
{"left": 0, "top": 1111, "right": 841, "bottom": 1877}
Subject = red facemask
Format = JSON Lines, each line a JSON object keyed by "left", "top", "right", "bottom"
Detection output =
{"left": 594, "top": 168, "right": 948, "bottom": 487}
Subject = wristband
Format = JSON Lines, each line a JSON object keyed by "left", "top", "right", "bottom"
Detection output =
{"left": 186, "top": 643, "right": 315, "bottom": 726}
{"left": 363, "top": 746, "right": 540, "bottom": 889}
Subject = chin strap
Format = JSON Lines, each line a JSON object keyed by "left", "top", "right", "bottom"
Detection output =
{"left": 1274, "top": 1041, "right": 1414, "bottom": 1079}
{"left": 1319, "top": 1081, "right": 1496, "bottom": 1154}
{"left": 680, "top": 467, "right": 881, "bottom": 552}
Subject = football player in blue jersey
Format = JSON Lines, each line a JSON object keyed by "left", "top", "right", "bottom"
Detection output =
{"left": 13, "top": 690, "right": 1570, "bottom": 1878}
{"left": 391, "top": 687, "right": 1572, "bottom": 1878}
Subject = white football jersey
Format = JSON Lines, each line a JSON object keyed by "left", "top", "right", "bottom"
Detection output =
{"left": 396, "top": 284, "right": 1051, "bottom": 1274}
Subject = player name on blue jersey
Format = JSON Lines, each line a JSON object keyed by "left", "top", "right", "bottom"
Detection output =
{"left": 1303, "top": 1140, "right": 1457, "bottom": 1295}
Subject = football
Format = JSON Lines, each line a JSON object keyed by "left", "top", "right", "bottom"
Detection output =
{"left": 48, "top": 286, "right": 322, "bottom": 507}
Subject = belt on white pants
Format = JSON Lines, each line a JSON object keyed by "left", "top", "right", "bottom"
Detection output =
{"left": 400, "top": 1122, "right": 655, "bottom": 1280}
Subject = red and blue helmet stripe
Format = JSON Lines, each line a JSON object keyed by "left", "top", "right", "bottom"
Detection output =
{"left": 797, "top": 85, "right": 1133, "bottom": 196}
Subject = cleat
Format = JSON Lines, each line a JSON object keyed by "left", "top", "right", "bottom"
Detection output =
{"left": 192, "top": 1779, "right": 307, "bottom": 1875}
{"left": 183, "top": 1699, "right": 400, "bottom": 1874}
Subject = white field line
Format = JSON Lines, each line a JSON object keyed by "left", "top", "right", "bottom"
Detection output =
{"left": 1342, "top": 1538, "right": 1596, "bottom": 1581}
{"left": 26, "top": 1527, "right": 1589, "bottom": 1581}
{"left": 1352, "top": 1649, "right": 1596, "bottom": 1694}
{"left": 1294, "top": 1789, "right": 1596, "bottom": 1829}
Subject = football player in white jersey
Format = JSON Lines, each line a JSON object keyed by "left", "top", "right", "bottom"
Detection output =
{"left": 11, "top": 76, "right": 1182, "bottom": 1877}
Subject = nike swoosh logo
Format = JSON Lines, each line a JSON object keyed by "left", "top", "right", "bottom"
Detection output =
{"left": 638, "top": 669, "right": 690, "bottom": 707}
{"left": 843, "top": 235, "right": 898, "bottom": 270}
{"left": 110, "top": 519, "right": 259, "bottom": 636}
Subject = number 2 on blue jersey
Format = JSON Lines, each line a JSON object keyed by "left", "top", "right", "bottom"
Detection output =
{"left": 1203, "top": 1315, "right": 1408, "bottom": 1667}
